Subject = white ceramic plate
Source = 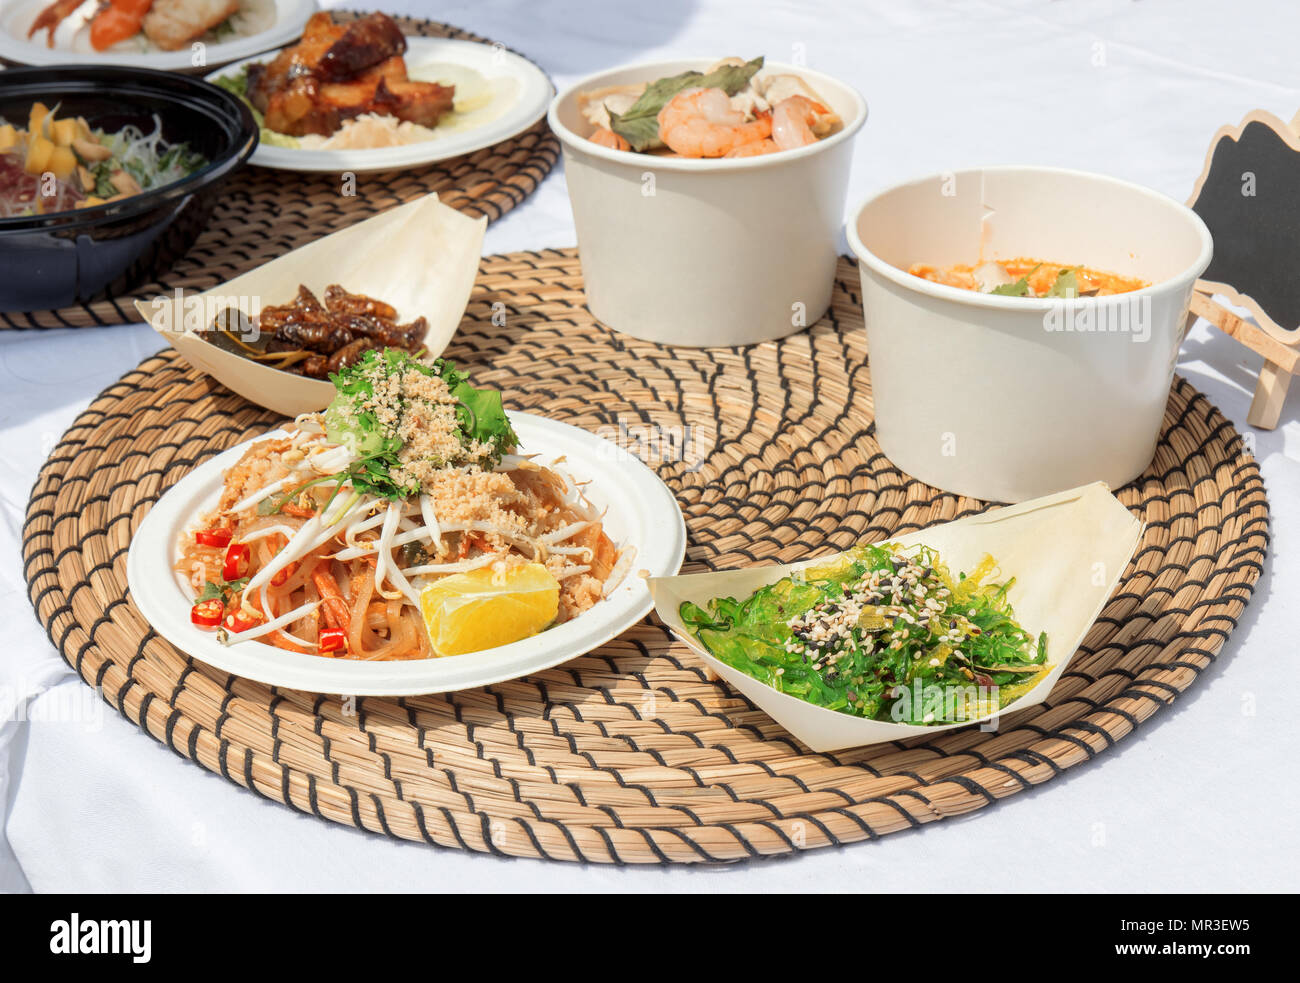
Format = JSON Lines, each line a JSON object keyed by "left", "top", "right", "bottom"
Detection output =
{"left": 0, "top": 0, "right": 315, "bottom": 71}
{"left": 206, "top": 36, "right": 553, "bottom": 172}
{"left": 127, "top": 412, "right": 687, "bottom": 695}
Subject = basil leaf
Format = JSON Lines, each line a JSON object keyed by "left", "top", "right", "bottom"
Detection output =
{"left": 608, "top": 56, "right": 764, "bottom": 151}
{"left": 604, "top": 112, "right": 661, "bottom": 154}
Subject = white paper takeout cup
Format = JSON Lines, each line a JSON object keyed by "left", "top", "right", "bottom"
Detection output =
{"left": 846, "top": 166, "right": 1213, "bottom": 503}
{"left": 650, "top": 482, "right": 1142, "bottom": 752}
{"left": 136, "top": 193, "right": 486, "bottom": 418}
{"left": 548, "top": 59, "right": 866, "bottom": 347}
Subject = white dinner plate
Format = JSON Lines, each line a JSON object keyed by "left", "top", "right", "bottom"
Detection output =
{"left": 206, "top": 36, "right": 553, "bottom": 172}
{"left": 0, "top": 0, "right": 316, "bottom": 71}
{"left": 126, "top": 412, "right": 688, "bottom": 696}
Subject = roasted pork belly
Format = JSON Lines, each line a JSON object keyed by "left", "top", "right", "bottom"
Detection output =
{"left": 246, "top": 11, "right": 453, "bottom": 137}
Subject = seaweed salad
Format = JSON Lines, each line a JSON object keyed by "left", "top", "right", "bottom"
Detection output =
{"left": 679, "top": 543, "right": 1051, "bottom": 724}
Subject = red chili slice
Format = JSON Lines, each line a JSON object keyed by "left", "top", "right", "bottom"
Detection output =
{"left": 190, "top": 599, "right": 224, "bottom": 629}
{"left": 222, "top": 543, "right": 251, "bottom": 581}
{"left": 196, "top": 528, "right": 233, "bottom": 548}
{"left": 318, "top": 627, "right": 347, "bottom": 654}
{"left": 223, "top": 609, "right": 262, "bottom": 633}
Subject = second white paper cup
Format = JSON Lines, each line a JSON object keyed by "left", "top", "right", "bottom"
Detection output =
{"left": 846, "top": 166, "right": 1213, "bottom": 503}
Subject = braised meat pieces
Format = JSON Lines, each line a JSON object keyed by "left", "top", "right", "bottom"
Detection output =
{"left": 261, "top": 285, "right": 428, "bottom": 377}
{"left": 246, "top": 12, "right": 455, "bottom": 137}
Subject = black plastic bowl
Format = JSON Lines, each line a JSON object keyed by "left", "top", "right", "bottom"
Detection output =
{"left": 0, "top": 65, "right": 258, "bottom": 314}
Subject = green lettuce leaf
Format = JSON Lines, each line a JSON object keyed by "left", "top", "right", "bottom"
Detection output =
{"left": 212, "top": 64, "right": 301, "bottom": 149}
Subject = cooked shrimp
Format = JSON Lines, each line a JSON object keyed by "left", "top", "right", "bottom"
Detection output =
{"left": 770, "top": 95, "right": 831, "bottom": 151}
{"left": 657, "top": 87, "right": 772, "bottom": 158}
{"left": 26, "top": 0, "right": 89, "bottom": 46}
{"left": 589, "top": 127, "right": 631, "bottom": 151}
{"left": 89, "top": 0, "right": 153, "bottom": 51}
{"left": 724, "top": 139, "right": 777, "bottom": 158}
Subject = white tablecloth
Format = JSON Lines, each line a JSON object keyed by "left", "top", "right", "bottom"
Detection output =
{"left": 3, "top": 0, "right": 1298, "bottom": 893}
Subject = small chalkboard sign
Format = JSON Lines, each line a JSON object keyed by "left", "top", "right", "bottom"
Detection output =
{"left": 1188, "top": 110, "right": 1300, "bottom": 342}
{"left": 1186, "top": 110, "right": 1300, "bottom": 429}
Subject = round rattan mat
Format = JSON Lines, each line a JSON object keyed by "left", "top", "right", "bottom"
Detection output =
{"left": 23, "top": 250, "right": 1269, "bottom": 864}
{"left": 3, "top": 13, "right": 558, "bottom": 331}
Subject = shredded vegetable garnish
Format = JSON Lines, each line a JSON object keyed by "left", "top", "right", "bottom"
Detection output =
{"left": 92, "top": 115, "right": 207, "bottom": 195}
{"left": 680, "top": 543, "right": 1050, "bottom": 724}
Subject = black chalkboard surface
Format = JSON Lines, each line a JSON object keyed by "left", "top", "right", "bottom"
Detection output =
{"left": 1188, "top": 110, "right": 1300, "bottom": 341}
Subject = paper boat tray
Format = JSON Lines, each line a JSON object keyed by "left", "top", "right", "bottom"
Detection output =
{"left": 650, "top": 482, "right": 1142, "bottom": 752}
{"left": 136, "top": 192, "right": 487, "bottom": 418}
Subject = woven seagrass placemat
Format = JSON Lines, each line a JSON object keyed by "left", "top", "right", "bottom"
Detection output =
{"left": 3, "top": 13, "right": 558, "bottom": 330}
{"left": 23, "top": 251, "right": 1269, "bottom": 864}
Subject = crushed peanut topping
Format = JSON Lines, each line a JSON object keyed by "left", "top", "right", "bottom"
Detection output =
{"left": 324, "top": 352, "right": 513, "bottom": 496}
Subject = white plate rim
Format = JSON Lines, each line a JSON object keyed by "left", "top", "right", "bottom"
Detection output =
{"left": 126, "top": 412, "right": 687, "bottom": 696}
{"left": 204, "top": 36, "right": 554, "bottom": 173}
{"left": 0, "top": 0, "right": 317, "bottom": 71}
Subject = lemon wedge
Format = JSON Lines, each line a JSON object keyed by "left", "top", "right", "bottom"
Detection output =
{"left": 419, "top": 562, "right": 560, "bottom": 656}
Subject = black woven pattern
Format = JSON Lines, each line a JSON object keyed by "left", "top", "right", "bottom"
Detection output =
{"left": 2, "top": 13, "right": 560, "bottom": 331}
{"left": 21, "top": 251, "right": 1270, "bottom": 864}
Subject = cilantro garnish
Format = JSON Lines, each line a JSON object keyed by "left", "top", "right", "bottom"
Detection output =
{"left": 991, "top": 264, "right": 1042, "bottom": 296}
{"left": 990, "top": 278, "right": 1031, "bottom": 296}
{"left": 198, "top": 577, "right": 248, "bottom": 604}
{"left": 988, "top": 264, "right": 1083, "bottom": 299}
{"left": 1045, "top": 269, "right": 1079, "bottom": 298}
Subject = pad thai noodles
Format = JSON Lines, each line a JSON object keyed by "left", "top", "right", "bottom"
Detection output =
{"left": 175, "top": 349, "right": 631, "bottom": 660}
